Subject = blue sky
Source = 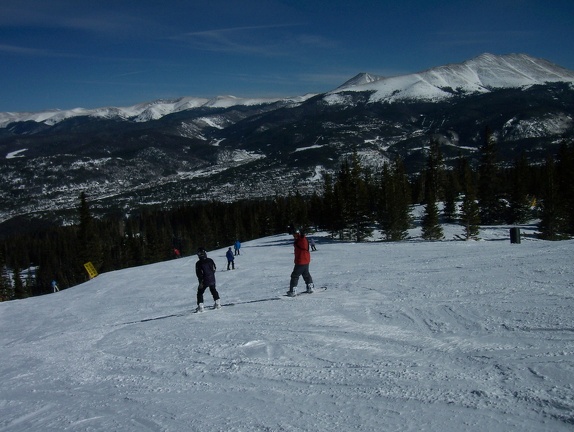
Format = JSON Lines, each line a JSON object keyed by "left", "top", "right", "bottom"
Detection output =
{"left": 1, "top": 0, "right": 573, "bottom": 112}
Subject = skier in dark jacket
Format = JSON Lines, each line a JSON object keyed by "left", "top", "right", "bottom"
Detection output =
{"left": 226, "top": 247, "right": 235, "bottom": 270}
{"left": 195, "top": 247, "right": 221, "bottom": 312}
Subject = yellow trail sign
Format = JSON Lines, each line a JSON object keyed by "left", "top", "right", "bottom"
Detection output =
{"left": 83, "top": 262, "right": 98, "bottom": 279}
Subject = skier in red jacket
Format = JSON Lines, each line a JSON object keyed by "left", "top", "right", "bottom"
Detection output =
{"left": 287, "top": 229, "right": 314, "bottom": 296}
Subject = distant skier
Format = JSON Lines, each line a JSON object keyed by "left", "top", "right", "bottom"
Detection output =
{"left": 51, "top": 280, "right": 59, "bottom": 293}
{"left": 234, "top": 239, "right": 241, "bottom": 256}
{"left": 309, "top": 237, "right": 317, "bottom": 251}
{"left": 226, "top": 247, "right": 235, "bottom": 270}
{"left": 287, "top": 229, "right": 314, "bottom": 297}
{"left": 195, "top": 247, "right": 221, "bottom": 312}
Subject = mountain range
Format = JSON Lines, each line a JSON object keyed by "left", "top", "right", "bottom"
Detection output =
{"left": 1, "top": 53, "right": 573, "bottom": 229}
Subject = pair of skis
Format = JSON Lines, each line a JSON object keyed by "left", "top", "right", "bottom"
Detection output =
{"left": 283, "top": 286, "right": 328, "bottom": 297}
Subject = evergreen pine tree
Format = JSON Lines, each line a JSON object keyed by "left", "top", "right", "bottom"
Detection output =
{"left": 196, "top": 206, "right": 216, "bottom": 249}
{"left": 77, "top": 192, "right": 103, "bottom": 275}
{"left": 556, "top": 142, "right": 574, "bottom": 236}
{"left": 142, "top": 214, "right": 165, "bottom": 263}
{"left": 421, "top": 139, "right": 444, "bottom": 240}
{"left": 285, "top": 192, "right": 309, "bottom": 233}
{"left": 507, "top": 153, "right": 533, "bottom": 224}
{"left": 424, "top": 138, "right": 445, "bottom": 202}
{"left": 349, "top": 152, "right": 374, "bottom": 242}
{"left": 421, "top": 200, "right": 443, "bottom": 240}
{"left": 336, "top": 159, "right": 354, "bottom": 239}
{"left": 478, "top": 127, "right": 505, "bottom": 224}
{"left": 379, "top": 157, "right": 411, "bottom": 241}
{"left": 308, "top": 192, "right": 324, "bottom": 232}
{"left": 459, "top": 157, "right": 480, "bottom": 239}
{"left": 0, "top": 249, "right": 12, "bottom": 301}
{"left": 327, "top": 152, "right": 375, "bottom": 241}
{"left": 378, "top": 163, "right": 393, "bottom": 240}
{"left": 442, "top": 170, "right": 459, "bottom": 222}
{"left": 538, "top": 154, "right": 569, "bottom": 240}
{"left": 13, "top": 266, "right": 28, "bottom": 299}
{"left": 323, "top": 173, "right": 345, "bottom": 237}
{"left": 232, "top": 203, "right": 247, "bottom": 245}
{"left": 25, "top": 269, "right": 35, "bottom": 296}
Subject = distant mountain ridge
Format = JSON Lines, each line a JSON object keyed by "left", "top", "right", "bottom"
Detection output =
{"left": 0, "top": 94, "right": 316, "bottom": 128}
{"left": 326, "top": 53, "right": 574, "bottom": 103}
{"left": 1, "top": 53, "right": 574, "bottom": 228}
{"left": 1, "top": 53, "right": 572, "bottom": 128}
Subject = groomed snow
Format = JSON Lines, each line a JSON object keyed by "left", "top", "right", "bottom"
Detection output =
{"left": 1, "top": 223, "right": 573, "bottom": 431}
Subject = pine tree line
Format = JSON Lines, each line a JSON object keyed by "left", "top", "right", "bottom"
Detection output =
{"left": 0, "top": 195, "right": 315, "bottom": 299}
{"left": 1, "top": 134, "right": 572, "bottom": 301}
{"left": 319, "top": 132, "right": 573, "bottom": 242}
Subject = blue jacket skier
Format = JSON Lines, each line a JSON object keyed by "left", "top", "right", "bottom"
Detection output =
{"left": 234, "top": 240, "right": 241, "bottom": 255}
{"left": 195, "top": 247, "right": 221, "bottom": 312}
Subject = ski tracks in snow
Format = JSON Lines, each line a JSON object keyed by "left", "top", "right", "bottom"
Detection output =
{"left": 2, "top": 233, "right": 574, "bottom": 430}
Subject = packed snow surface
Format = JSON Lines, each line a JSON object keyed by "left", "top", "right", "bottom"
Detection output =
{"left": 1, "top": 224, "right": 573, "bottom": 431}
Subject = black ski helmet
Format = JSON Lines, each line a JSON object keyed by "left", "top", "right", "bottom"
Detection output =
{"left": 197, "top": 247, "right": 207, "bottom": 259}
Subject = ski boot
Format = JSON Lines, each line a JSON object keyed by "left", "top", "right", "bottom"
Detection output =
{"left": 306, "top": 283, "right": 314, "bottom": 294}
{"left": 213, "top": 299, "right": 222, "bottom": 309}
{"left": 195, "top": 303, "right": 204, "bottom": 313}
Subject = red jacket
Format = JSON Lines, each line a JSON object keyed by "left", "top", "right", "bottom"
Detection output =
{"left": 293, "top": 235, "right": 311, "bottom": 265}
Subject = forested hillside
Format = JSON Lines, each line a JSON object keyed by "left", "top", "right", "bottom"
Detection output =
{"left": 1, "top": 136, "right": 573, "bottom": 301}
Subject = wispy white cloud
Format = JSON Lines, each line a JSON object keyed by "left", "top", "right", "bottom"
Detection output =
{"left": 296, "top": 34, "right": 338, "bottom": 49}
{"left": 0, "top": 0, "right": 160, "bottom": 38}
{"left": 0, "top": 43, "right": 153, "bottom": 68}
{"left": 430, "top": 30, "right": 538, "bottom": 47}
{"left": 0, "top": 43, "right": 63, "bottom": 57}
{"left": 176, "top": 23, "right": 337, "bottom": 56}
{"left": 184, "top": 23, "right": 299, "bottom": 38}
{"left": 112, "top": 70, "right": 147, "bottom": 78}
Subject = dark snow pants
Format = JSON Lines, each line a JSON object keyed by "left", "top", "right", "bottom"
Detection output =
{"left": 290, "top": 264, "right": 313, "bottom": 289}
{"left": 197, "top": 283, "right": 219, "bottom": 305}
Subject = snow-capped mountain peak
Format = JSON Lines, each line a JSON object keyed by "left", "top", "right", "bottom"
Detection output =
{"left": 336, "top": 72, "right": 385, "bottom": 89}
{"left": 328, "top": 53, "right": 574, "bottom": 103}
